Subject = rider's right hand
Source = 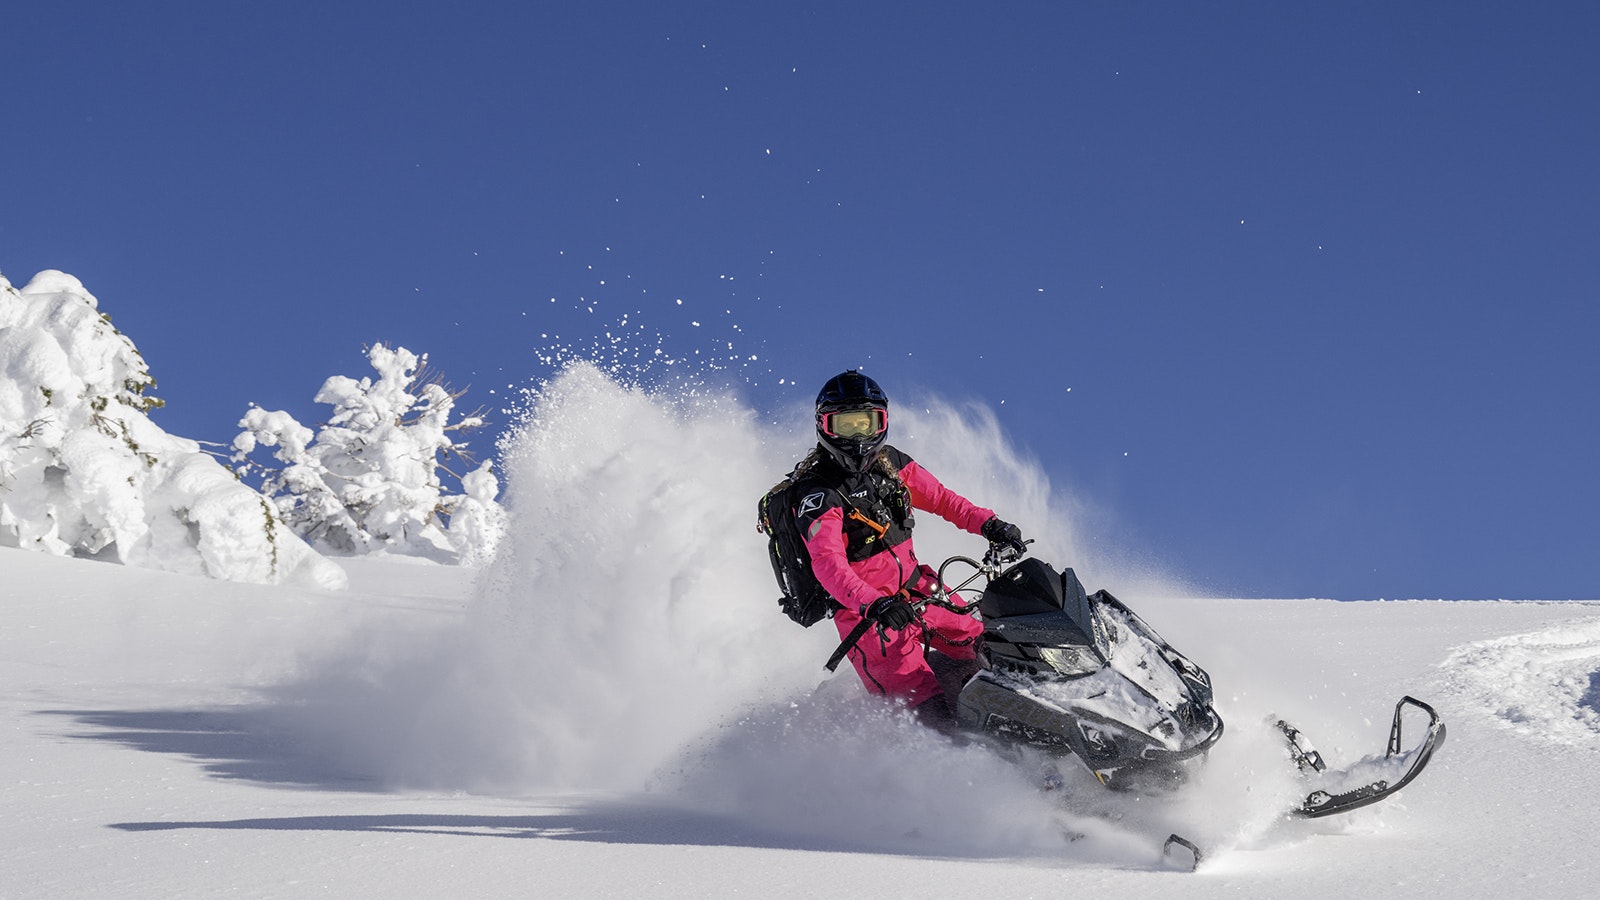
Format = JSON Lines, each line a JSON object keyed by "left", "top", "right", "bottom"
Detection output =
{"left": 867, "top": 593, "right": 916, "bottom": 630}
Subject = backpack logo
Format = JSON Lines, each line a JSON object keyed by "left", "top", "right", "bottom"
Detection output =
{"left": 798, "top": 492, "right": 825, "bottom": 516}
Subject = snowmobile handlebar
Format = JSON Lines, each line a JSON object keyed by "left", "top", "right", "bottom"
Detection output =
{"left": 917, "top": 538, "right": 1036, "bottom": 616}
{"left": 985, "top": 537, "right": 1033, "bottom": 568}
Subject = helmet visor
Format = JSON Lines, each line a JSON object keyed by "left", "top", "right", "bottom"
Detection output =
{"left": 822, "top": 407, "right": 886, "bottom": 439}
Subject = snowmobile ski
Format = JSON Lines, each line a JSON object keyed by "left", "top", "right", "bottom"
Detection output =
{"left": 1291, "top": 695, "right": 1446, "bottom": 818}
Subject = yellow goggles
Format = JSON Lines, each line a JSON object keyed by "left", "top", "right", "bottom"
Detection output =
{"left": 822, "top": 408, "right": 886, "bottom": 439}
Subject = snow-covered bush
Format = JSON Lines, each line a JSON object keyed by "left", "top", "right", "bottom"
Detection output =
{"left": 233, "top": 344, "right": 506, "bottom": 563}
{"left": 0, "top": 270, "right": 346, "bottom": 588}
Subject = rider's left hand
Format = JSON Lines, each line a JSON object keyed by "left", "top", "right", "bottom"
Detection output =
{"left": 982, "top": 516, "right": 1026, "bottom": 553}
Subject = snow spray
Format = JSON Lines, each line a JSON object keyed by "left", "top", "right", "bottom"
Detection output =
{"left": 268, "top": 361, "right": 1265, "bottom": 860}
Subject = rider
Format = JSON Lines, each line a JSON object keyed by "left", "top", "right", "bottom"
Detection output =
{"left": 792, "top": 370, "right": 1026, "bottom": 718}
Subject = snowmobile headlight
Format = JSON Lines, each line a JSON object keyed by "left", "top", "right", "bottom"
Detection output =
{"left": 1038, "top": 646, "right": 1100, "bottom": 677}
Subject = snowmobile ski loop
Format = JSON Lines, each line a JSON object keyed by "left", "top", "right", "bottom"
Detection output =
{"left": 1292, "top": 695, "right": 1447, "bottom": 818}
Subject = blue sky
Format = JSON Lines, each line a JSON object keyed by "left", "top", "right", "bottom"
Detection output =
{"left": 4, "top": 2, "right": 1596, "bottom": 599}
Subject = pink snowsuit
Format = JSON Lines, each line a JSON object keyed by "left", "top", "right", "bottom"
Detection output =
{"left": 797, "top": 445, "right": 992, "bottom": 707}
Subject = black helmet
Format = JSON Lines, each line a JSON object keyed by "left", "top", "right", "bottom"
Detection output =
{"left": 815, "top": 370, "right": 889, "bottom": 473}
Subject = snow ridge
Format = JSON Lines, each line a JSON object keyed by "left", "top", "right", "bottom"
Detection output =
{"left": 1438, "top": 615, "right": 1600, "bottom": 746}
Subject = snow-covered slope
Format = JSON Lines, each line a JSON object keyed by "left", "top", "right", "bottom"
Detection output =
{"left": 5, "top": 365, "right": 1598, "bottom": 898}
{"left": 4, "top": 548, "right": 1598, "bottom": 898}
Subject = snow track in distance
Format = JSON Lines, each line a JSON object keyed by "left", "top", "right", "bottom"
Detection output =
{"left": 1437, "top": 614, "right": 1600, "bottom": 746}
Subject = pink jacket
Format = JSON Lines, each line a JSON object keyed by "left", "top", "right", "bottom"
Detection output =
{"left": 799, "top": 446, "right": 993, "bottom": 615}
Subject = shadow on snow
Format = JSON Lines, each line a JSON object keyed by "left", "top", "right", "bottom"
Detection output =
{"left": 37, "top": 707, "right": 1046, "bottom": 861}
{"left": 104, "top": 809, "right": 924, "bottom": 858}
{"left": 33, "top": 707, "right": 381, "bottom": 792}
{"left": 1583, "top": 671, "right": 1600, "bottom": 716}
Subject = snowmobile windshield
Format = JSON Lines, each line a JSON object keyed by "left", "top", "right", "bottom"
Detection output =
{"left": 980, "top": 560, "right": 1111, "bottom": 659}
{"left": 821, "top": 407, "right": 886, "bottom": 439}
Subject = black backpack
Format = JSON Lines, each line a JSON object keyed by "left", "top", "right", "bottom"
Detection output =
{"left": 756, "top": 469, "right": 839, "bottom": 627}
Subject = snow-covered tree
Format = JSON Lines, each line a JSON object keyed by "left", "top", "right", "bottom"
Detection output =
{"left": 233, "top": 343, "right": 506, "bottom": 563}
{"left": 0, "top": 270, "right": 346, "bottom": 588}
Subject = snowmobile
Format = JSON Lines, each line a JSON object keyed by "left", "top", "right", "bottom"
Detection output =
{"left": 889, "top": 542, "right": 1446, "bottom": 834}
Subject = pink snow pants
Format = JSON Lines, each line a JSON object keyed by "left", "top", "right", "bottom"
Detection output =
{"left": 833, "top": 575, "right": 983, "bottom": 707}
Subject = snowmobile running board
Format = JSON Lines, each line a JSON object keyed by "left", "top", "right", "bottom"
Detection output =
{"left": 1293, "top": 695, "right": 1447, "bottom": 819}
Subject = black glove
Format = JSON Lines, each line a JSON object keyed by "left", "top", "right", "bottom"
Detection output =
{"left": 982, "top": 516, "right": 1026, "bottom": 551}
{"left": 867, "top": 593, "right": 917, "bottom": 630}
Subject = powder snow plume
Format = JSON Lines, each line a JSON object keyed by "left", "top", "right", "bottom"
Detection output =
{"left": 266, "top": 359, "right": 1212, "bottom": 859}
{"left": 267, "top": 362, "right": 806, "bottom": 789}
